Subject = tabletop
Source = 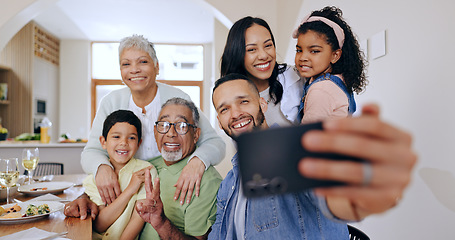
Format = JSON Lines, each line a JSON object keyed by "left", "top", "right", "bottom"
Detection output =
{"left": 0, "top": 174, "right": 92, "bottom": 239}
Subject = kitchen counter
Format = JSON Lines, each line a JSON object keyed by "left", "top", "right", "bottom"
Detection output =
{"left": 0, "top": 141, "right": 86, "bottom": 174}
{"left": 0, "top": 141, "right": 86, "bottom": 148}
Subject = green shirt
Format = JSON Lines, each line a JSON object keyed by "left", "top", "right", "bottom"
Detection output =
{"left": 140, "top": 155, "right": 222, "bottom": 239}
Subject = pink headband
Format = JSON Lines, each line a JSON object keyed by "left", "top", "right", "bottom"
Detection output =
{"left": 292, "top": 14, "right": 345, "bottom": 49}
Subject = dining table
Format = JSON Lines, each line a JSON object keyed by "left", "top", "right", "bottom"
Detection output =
{"left": 0, "top": 174, "right": 92, "bottom": 239}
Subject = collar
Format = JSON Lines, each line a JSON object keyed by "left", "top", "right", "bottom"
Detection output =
{"left": 129, "top": 91, "right": 161, "bottom": 116}
{"left": 118, "top": 157, "right": 138, "bottom": 174}
{"left": 270, "top": 123, "right": 280, "bottom": 128}
{"left": 152, "top": 155, "right": 192, "bottom": 175}
{"left": 231, "top": 153, "right": 239, "bottom": 167}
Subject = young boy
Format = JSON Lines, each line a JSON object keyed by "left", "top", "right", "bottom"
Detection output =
{"left": 83, "top": 110, "right": 158, "bottom": 240}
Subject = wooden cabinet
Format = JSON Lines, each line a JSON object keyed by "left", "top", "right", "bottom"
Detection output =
{"left": 0, "top": 65, "right": 11, "bottom": 104}
{"left": 0, "top": 21, "right": 59, "bottom": 138}
{"left": 0, "top": 65, "right": 12, "bottom": 131}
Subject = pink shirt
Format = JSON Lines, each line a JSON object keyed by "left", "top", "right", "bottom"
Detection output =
{"left": 301, "top": 76, "right": 349, "bottom": 124}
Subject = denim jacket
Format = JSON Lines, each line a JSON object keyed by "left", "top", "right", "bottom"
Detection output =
{"left": 208, "top": 154, "right": 349, "bottom": 240}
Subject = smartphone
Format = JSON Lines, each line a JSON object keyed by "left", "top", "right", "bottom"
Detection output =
{"left": 235, "top": 122, "right": 364, "bottom": 198}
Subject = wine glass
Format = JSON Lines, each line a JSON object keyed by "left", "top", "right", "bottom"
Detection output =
{"left": 0, "top": 158, "right": 19, "bottom": 204}
{"left": 22, "top": 148, "right": 40, "bottom": 184}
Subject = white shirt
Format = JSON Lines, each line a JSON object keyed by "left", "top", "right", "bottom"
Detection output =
{"left": 128, "top": 91, "right": 161, "bottom": 160}
{"left": 234, "top": 182, "right": 247, "bottom": 239}
{"left": 260, "top": 87, "right": 293, "bottom": 127}
{"left": 276, "top": 66, "right": 304, "bottom": 125}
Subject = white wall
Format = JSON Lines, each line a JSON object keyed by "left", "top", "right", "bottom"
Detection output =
{"left": 0, "top": 0, "right": 34, "bottom": 27}
{"left": 0, "top": 0, "right": 58, "bottom": 51}
{"left": 283, "top": 1, "right": 455, "bottom": 239}
{"left": 33, "top": 57, "right": 59, "bottom": 142}
{"left": 59, "top": 40, "right": 91, "bottom": 139}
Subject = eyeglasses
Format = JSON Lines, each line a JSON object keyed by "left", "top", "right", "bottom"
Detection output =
{"left": 155, "top": 121, "right": 197, "bottom": 135}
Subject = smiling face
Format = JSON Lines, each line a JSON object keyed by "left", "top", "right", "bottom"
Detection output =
{"left": 295, "top": 30, "right": 341, "bottom": 81}
{"left": 120, "top": 47, "right": 159, "bottom": 95}
{"left": 243, "top": 24, "right": 276, "bottom": 89}
{"left": 213, "top": 79, "right": 268, "bottom": 138}
{"left": 100, "top": 122, "right": 140, "bottom": 170}
{"left": 154, "top": 104, "right": 200, "bottom": 166}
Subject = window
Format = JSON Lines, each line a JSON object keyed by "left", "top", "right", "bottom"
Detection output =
{"left": 91, "top": 42, "right": 204, "bottom": 122}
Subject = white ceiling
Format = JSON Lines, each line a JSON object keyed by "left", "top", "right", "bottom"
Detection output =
{"left": 33, "top": 0, "right": 216, "bottom": 43}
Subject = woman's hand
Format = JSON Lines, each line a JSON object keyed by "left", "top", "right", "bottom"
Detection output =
{"left": 95, "top": 164, "right": 122, "bottom": 204}
{"left": 173, "top": 156, "right": 205, "bottom": 205}
{"left": 298, "top": 104, "right": 417, "bottom": 219}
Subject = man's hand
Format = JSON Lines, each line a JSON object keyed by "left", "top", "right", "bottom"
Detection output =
{"left": 64, "top": 194, "right": 99, "bottom": 220}
{"left": 137, "top": 169, "right": 206, "bottom": 239}
{"left": 95, "top": 164, "right": 121, "bottom": 204}
{"left": 136, "top": 170, "right": 166, "bottom": 228}
{"left": 298, "top": 103, "right": 417, "bottom": 219}
{"left": 173, "top": 156, "right": 205, "bottom": 205}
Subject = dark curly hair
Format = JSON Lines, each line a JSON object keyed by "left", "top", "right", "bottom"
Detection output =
{"left": 297, "top": 6, "right": 368, "bottom": 94}
{"left": 220, "top": 16, "right": 286, "bottom": 104}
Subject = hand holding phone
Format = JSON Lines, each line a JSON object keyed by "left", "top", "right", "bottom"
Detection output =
{"left": 235, "top": 122, "right": 364, "bottom": 198}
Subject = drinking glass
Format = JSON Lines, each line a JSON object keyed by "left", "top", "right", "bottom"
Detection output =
{"left": 0, "top": 158, "right": 19, "bottom": 204}
{"left": 22, "top": 148, "right": 40, "bottom": 184}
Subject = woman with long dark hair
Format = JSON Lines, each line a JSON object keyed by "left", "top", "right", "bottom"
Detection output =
{"left": 221, "top": 17, "right": 303, "bottom": 126}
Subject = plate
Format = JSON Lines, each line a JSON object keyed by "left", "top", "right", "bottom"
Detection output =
{"left": 0, "top": 201, "right": 64, "bottom": 224}
{"left": 18, "top": 182, "right": 74, "bottom": 196}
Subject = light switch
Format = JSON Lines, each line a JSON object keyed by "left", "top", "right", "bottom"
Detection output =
{"left": 370, "top": 30, "right": 386, "bottom": 60}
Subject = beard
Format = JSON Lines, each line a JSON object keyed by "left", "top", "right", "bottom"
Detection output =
{"left": 223, "top": 106, "right": 266, "bottom": 138}
{"left": 161, "top": 147, "right": 183, "bottom": 162}
{"left": 253, "top": 107, "right": 265, "bottom": 131}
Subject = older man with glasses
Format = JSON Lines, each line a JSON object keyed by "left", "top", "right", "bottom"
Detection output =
{"left": 136, "top": 97, "right": 222, "bottom": 240}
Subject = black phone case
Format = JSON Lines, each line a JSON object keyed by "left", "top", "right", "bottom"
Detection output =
{"left": 235, "top": 122, "right": 363, "bottom": 198}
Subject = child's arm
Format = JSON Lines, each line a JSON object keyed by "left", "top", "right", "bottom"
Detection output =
{"left": 120, "top": 200, "right": 146, "bottom": 240}
{"left": 94, "top": 167, "right": 151, "bottom": 233}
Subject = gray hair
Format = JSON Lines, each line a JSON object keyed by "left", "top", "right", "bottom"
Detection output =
{"left": 161, "top": 97, "right": 200, "bottom": 127}
{"left": 119, "top": 34, "right": 158, "bottom": 67}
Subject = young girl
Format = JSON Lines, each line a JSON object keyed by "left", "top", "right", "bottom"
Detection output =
{"left": 294, "top": 6, "right": 367, "bottom": 124}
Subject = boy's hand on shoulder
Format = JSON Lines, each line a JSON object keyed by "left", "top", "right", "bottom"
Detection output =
{"left": 128, "top": 166, "right": 154, "bottom": 193}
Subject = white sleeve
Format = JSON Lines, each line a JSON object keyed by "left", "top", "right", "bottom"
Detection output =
{"left": 80, "top": 95, "right": 114, "bottom": 175}
{"left": 188, "top": 108, "right": 226, "bottom": 169}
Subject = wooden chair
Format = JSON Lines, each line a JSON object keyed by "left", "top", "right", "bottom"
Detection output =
{"left": 348, "top": 225, "right": 370, "bottom": 240}
{"left": 25, "top": 162, "right": 64, "bottom": 176}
